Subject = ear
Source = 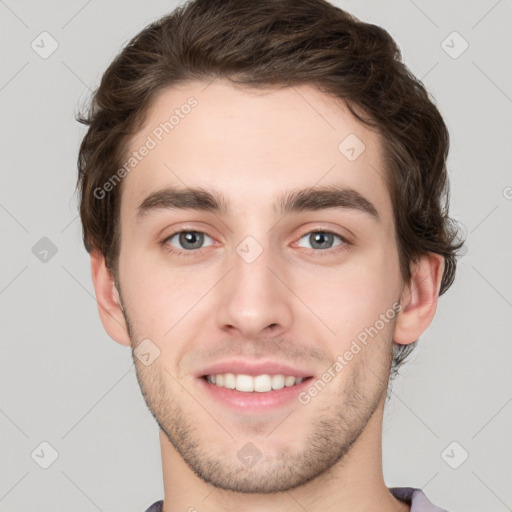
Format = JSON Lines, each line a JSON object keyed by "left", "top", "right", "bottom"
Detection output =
{"left": 90, "top": 250, "right": 131, "bottom": 347}
{"left": 394, "top": 252, "right": 445, "bottom": 345}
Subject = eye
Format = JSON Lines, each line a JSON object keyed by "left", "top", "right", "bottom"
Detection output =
{"left": 162, "top": 228, "right": 349, "bottom": 257}
{"left": 163, "top": 230, "right": 214, "bottom": 254}
{"left": 296, "top": 230, "right": 347, "bottom": 251}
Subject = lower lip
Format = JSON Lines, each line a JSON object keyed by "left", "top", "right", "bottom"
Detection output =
{"left": 198, "top": 377, "right": 314, "bottom": 413}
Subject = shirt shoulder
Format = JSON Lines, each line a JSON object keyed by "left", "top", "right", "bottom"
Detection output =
{"left": 390, "top": 487, "right": 449, "bottom": 512}
{"left": 143, "top": 500, "right": 163, "bottom": 512}
{"left": 145, "top": 490, "right": 448, "bottom": 512}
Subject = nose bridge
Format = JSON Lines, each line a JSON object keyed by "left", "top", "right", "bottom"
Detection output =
{"left": 215, "top": 233, "right": 293, "bottom": 336}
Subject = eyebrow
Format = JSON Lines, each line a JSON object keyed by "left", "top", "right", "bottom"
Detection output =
{"left": 136, "top": 184, "right": 379, "bottom": 221}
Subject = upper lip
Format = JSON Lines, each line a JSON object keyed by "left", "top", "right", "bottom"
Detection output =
{"left": 197, "top": 359, "right": 315, "bottom": 378}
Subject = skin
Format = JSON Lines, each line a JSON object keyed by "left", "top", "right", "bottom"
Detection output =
{"left": 90, "top": 79, "right": 444, "bottom": 512}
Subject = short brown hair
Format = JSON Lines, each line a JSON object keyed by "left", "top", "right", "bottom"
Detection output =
{"left": 76, "top": 0, "right": 463, "bottom": 376}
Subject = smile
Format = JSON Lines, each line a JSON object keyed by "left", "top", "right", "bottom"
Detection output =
{"left": 205, "top": 373, "right": 306, "bottom": 392}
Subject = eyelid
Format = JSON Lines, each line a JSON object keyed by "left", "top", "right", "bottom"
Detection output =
{"left": 295, "top": 221, "right": 355, "bottom": 240}
{"left": 160, "top": 222, "right": 217, "bottom": 243}
{"left": 161, "top": 228, "right": 216, "bottom": 257}
{"left": 161, "top": 225, "right": 352, "bottom": 257}
{"left": 293, "top": 224, "right": 352, "bottom": 245}
{"left": 292, "top": 229, "right": 351, "bottom": 253}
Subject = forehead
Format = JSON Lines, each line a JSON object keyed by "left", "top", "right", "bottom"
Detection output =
{"left": 121, "top": 79, "right": 390, "bottom": 222}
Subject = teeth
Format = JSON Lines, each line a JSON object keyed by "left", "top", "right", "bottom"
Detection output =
{"left": 271, "top": 374, "right": 285, "bottom": 390}
{"left": 237, "top": 374, "right": 254, "bottom": 392}
{"left": 223, "top": 373, "right": 236, "bottom": 389}
{"left": 206, "top": 373, "right": 305, "bottom": 392}
{"left": 284, "top": 375, "right": 296, "bottom": 387}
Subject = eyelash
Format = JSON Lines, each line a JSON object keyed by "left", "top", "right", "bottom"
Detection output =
{"left": 161, "top": 230, "right": 212, "bottom": 258}
{"left": 161, "top": 228, "right": 351, "bottom": 258}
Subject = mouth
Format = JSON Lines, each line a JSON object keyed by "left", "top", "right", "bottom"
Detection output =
{"left": 198, "top": 373, "right": 315, "bottom": 413}
{"left": 195, "top": 359, "right": 316, "bottom": 412}
{"left": 201, "top": 373, "right": 314, "bottom": 392}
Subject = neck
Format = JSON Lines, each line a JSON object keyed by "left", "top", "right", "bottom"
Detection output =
{"left": 158, "top": 397, "right": 409, "bottom": 512}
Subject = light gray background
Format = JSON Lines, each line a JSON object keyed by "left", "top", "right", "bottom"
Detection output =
{"left": 1, "top": 1, "right": 511, "bottom": 511}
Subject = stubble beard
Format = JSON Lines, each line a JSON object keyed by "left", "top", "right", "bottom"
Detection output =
{"left": 120, "top": 296, "right": 392, "bottom": 494}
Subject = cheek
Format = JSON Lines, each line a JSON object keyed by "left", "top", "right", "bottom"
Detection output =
{"left": 119, "top": 248, "right": 216, "bottom": 337}
{"left": 291, "top": 244, "right": 401, "bottom": 341}
{"left": 118, "top": 225, "right": 402, "bottom": 345}
{"left": 118, "top": 248, "right": 171, "bottom": 334}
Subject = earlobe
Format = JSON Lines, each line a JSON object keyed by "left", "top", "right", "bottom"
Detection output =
{"left": 90, "top": 250, "right": 131, "bottom": 347}
{"left": 394, "top": 252, "right": 445, "bottom": 345}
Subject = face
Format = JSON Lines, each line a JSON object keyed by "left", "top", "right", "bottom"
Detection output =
{"left": 115, "top": 80, "right": 404, "bottom": 492}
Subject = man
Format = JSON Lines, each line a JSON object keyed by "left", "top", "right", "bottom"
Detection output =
{"left": 76, "top": 0, "right": 462, "bottom": 510}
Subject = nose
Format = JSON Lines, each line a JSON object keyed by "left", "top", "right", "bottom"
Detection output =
{"left": 216, "top": 240, "right": 293, "bottom": 339}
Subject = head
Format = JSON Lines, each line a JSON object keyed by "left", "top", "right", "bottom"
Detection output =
{"left": 77, "top": 0, "right": 462, "bottom": 494}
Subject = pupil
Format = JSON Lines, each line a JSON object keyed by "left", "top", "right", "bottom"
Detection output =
{"left": 312, "top": 232, "right": 331, "bottom": 249}
{"left": 181, "top": 231, "right": 203, "bottom": 249}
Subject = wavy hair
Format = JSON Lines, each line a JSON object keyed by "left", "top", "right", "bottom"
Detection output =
{"left": 76, "top": 0, "right": 464, "bottom": 377}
